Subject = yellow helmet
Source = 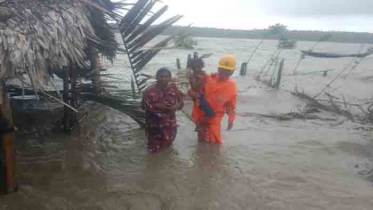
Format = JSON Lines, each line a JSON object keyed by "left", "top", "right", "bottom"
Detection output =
{"left": 218, "top": 54, "right": 236, "bottom": 71}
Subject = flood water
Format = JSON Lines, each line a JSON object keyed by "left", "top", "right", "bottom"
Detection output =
{"left": 2, "top": 37, "right": 373, "bottom": 209}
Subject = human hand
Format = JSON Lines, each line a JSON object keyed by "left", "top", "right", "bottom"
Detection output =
{"left": 154, "top": 103, "right": 168, "bottom": 110}
{"left": 189, "top": 91, "right": 200, "bottom": 99}
{"left": 168, "top": 102, "right": 183, "bottom": 111}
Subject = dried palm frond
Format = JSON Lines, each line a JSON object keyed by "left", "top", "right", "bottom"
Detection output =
{"left": 83, "top": 93, "right": 146, "bottom": 127}
{"left": 86, "top": 0, "right": 123, "bottom": 61}
{"left": 118, "top": 0, "right": 183, "bottom": 92}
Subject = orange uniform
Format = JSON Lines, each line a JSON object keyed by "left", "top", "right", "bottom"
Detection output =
{"left": 197, "top": 73, "right": 237, "bottom": 143}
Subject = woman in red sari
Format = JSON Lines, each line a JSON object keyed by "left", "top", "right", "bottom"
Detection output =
{"left": 141, "top": 68, "right": 184, "bottom": 153}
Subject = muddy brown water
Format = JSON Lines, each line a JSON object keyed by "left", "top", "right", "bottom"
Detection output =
{"left": 1, "top": 81, "right": 373, "bottom": 210}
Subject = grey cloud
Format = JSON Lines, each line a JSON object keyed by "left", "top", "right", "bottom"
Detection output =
{"left": 256, "top": 0, "right": 373, "bottom": 17}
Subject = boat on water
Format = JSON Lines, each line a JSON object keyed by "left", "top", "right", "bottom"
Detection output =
{"left": 301, "top": 50, "right": 372, "bottom": 58}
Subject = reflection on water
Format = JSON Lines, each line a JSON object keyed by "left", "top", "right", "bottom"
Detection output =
{"left": 195, "top": 143, "right": 222, "bottom": 171}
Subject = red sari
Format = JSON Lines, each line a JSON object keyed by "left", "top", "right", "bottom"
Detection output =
{"left": 141, "top": 83, "right": 183, "bottom": 153}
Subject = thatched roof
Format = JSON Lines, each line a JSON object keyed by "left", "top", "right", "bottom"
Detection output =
{"left": 0, "top": 0, "right": 117, "bottom": 87}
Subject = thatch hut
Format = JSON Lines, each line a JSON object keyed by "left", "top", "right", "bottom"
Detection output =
{"left": 0, "top": 0, "right": 119, "bottom": 87}
{"left": 0, "top": 0, "right": 121, "bottom": 195}
{"left": 0, "top": 0, "right": 183, "bottom": 194}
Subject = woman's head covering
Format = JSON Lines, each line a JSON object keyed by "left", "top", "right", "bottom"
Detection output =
{"left": 156, "top": 68, "right": 172, "bottom": 78}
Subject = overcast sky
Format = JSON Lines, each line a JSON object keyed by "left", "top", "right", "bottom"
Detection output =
{"left": 155, "top": 0, "right": 373, "bottom": 32}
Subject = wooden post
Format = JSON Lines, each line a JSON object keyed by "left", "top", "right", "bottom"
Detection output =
{"left": 0, "top": 80, "right": 18, "bottom": 194}
{"left": 269, "top": 63, "right": 276, "bottom": 87}
{"left": 70, "top": 65, "right": 77, "bottom": 109}
{"left": 274, "top": 59, "right": 285, "bottom": 89}
{"left": 63, "top": 67, "right": 70, "bottom": 133}
{"left": 187, "top": 54, "right": 192, "bottom": 68}
{"left": 90, "top": 48, "right": 102, "bottom": 95}
{"left": 69, "top": 65, "right": 78, "bottom": 133}
{"left": 176, "top": 58, "right": 181, "bottom": 70}
{"left": 240, "top": 62, "right": 247, "bottom": 76}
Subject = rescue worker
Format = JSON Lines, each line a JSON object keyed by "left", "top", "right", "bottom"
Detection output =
{"left": 197, "top": 54, "right": 237, "bottom": 143}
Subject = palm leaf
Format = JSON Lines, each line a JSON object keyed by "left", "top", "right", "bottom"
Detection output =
{"left": 133, "top": 48, "right": 162, "bottom": 71}
{"left": 127, "top": 15, "right": 182, "bottom": 52}
{"left": 132, "top": 33, "right": 177, "bottom": 66}
{"left": 118, "top": 0, "right": 182, "bottom": 93}
{"left": 125, "top": 5, "right": 169, "bottom": 43}
{"left": 122, "top": 0, "right": 157, "bottom": 38}
{"left": 139, "top": 85, "right": 148, "bottom": 91}
{"left": 131, "top": 77, "right": 136, "bottom": 99}
{"left": 120, "top": 0, "right": 150, "bottom": 30}
{"left": 83, "top": 93, "right": 146, "bottom": 127}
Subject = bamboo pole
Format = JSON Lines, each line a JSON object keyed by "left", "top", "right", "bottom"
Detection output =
{"left": 274, "top": 59, "right": 285, "bottom": 89}
{"left": 0, "top": 80, "right": 18, "bottom": 194}
{"left": 256, "top": 49, "right": 280, "bottom": 80}
{"left": 90, "top": 48, "right": 102, "bottom": 95}
{"left": 292, "top": 56, "right": 304, "bottom": 75}
{"left": 63, "top": 67, "right": 70, "bottom": 133}
{"left": 292, "top": 34, "right": 331, "bottom": 75}
{"left": 269, "top": 62, "right": 277, "bottom": 86}
{"left": 69, "top": 65, "right": 78, "bottom": 133}
{"left": 247, "top": 38, "right": 264, "bottom": 64}
{"left": 313, "top": 46, "right": 364, "bottom": 99}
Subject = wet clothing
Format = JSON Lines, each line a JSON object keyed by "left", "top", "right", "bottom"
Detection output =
{"left": 141, "top": 83, "right": 183, "bottom": 153}
{"left": 197, "top": 73, "right": 237, "bottom": 143}
{"left": 187, "top": 70, "right": 214, "bottom": 122}
{"left": 198, "top": 94, "right": 214, "bottom": 117}
{"left": 188, "top": 70, "right": 207, "bottom": 94}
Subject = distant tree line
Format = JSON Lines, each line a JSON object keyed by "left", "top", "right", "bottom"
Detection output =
{"left": 110, "top": 24, "right": 373, "bottom": 44}
{"left": 161, "top": 26, "right": 373, "bottom": 44}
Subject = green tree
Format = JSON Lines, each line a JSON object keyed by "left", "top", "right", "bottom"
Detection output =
{"left": 174, "top": 34, "right": 198, "bottom": 49}
{"left": 268, "top": 23, "right": 288, "bottom": 35}
{"left": 247, "top": 23, "right": 289, "bottom": 64}
{"left": 278, "top": 34, "right": 297, "bottom": 50}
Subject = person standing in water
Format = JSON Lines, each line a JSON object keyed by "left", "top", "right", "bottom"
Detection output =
{"left": 187, "top": 58, "right": 214, "bottom": 131}
{"left": 197, "top": 54, "right": 237, "bottom": 143}
{"left": 141, "top": 68, "right": 184, "bottom": 153}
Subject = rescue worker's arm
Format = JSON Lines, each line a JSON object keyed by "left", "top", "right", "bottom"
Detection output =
{"left": 226, "top": 93, "right": 237, "bottom": 130}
